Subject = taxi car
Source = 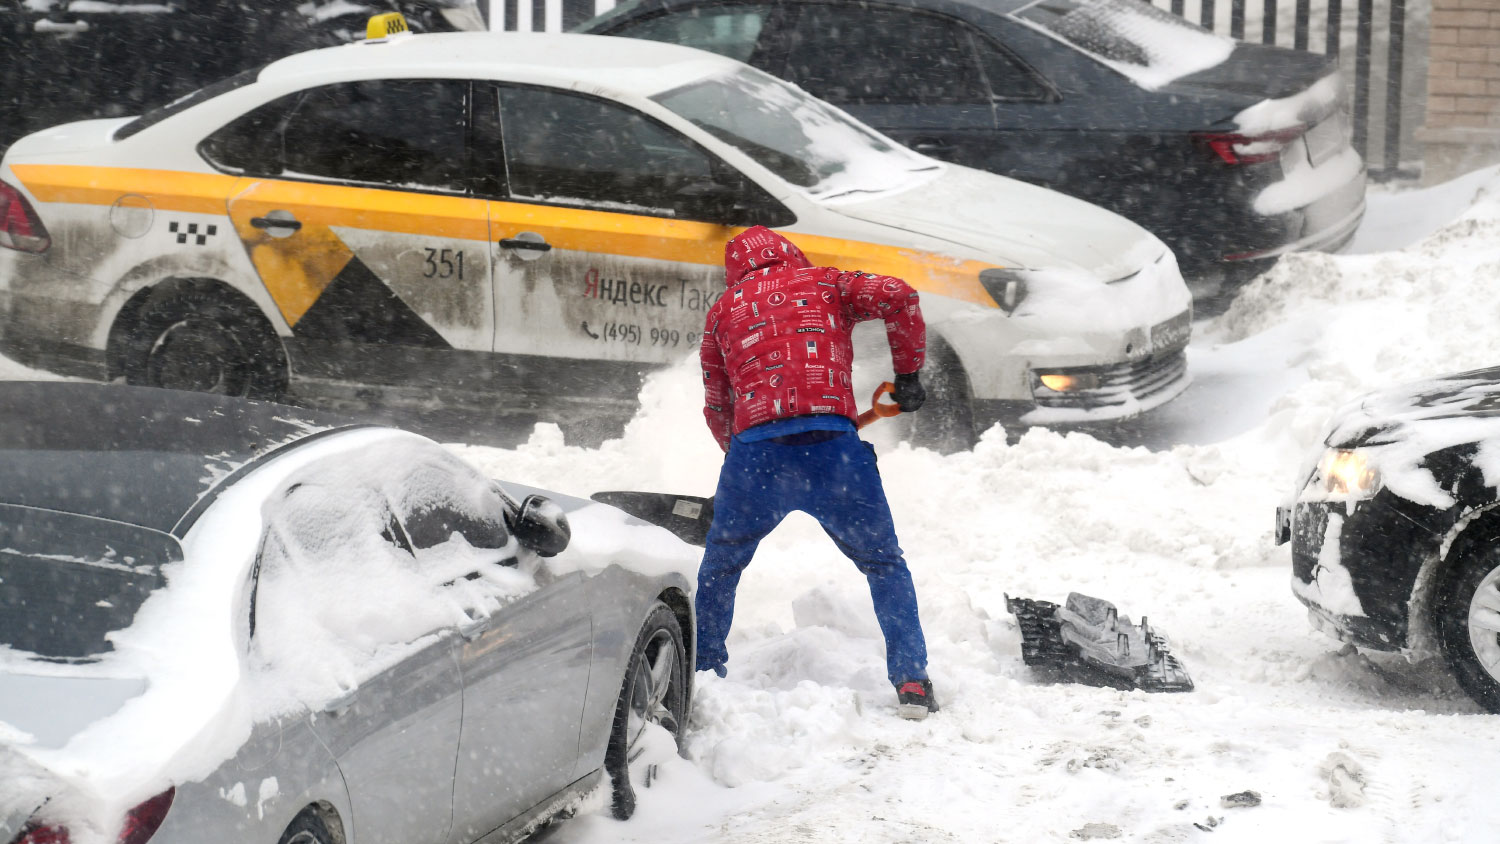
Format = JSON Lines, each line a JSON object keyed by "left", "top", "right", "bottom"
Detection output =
{"left": 1276, "top": 367, "right": 1500, "bottom": 714}
{"left": 0, "top": 17, "right": 1193, "bottom": 449}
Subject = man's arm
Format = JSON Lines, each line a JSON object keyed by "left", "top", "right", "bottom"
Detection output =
{"left": 837, "top": 271, "right": 926, "bottom": 375}
{"left": 700, "top": 312, "right": 733, "bottom": 451}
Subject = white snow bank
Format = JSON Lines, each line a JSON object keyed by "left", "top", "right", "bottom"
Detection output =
{"left": 456, "top": 166, "right": 1500, "bottom": 843}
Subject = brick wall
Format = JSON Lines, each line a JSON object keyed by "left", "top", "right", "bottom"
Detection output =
{"left": 1419, "top": 0, "right": 1500, "bottom": 182}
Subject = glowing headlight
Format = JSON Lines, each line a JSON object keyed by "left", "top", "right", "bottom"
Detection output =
{"left": 1309, "top": 449, "right": 1381, "bottom": 499}
{"left": 1037, "top": 372, "right": 1101, "bottom": 393}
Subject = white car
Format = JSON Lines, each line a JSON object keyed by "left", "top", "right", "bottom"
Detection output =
{"left": 0, "top": 22, "right": 1191, "bottom": 449}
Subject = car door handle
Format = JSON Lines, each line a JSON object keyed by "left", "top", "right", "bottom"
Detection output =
{"left": 910, "top": 139, "right": 954, "bottom": 154}
{"left": 35, "top": 19, "right": 90, "bottom": 33}
{"left": 460, "top": 616, "right": 491, "bottom": 641}
{"left": 323, "top": 689, "right": 358, "bottom": 717}
{"left": 498, "top": 238, "right": 551, "bottom": 252}
{"left": 251, "top": 215, "right": 302, "bottom": 231}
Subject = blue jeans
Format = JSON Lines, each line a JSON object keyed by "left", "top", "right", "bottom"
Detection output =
{"left": 695, "top": 430, "right": 929, "bottom": 685}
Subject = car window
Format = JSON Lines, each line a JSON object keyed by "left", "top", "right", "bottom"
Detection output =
{"left": 974, "top": 37, "right": 1053, "bottom": 101}
{"left": 279, "top": 79, "right": 471, "bottom": 192}
{"left": 198, "top": 93, "right": 301, "bottom": 176}
{"left": 780, "top": 5, "right": 989, "bottom": 106}
{"left": 0, "top": 505, "right": 178, "bottom": 660}
{"left": 117, "top": 67, "right": 265, "bottom": 141}
{"left": 604, "top": 4, "right": 775, "bottom": 62}
{"left": 1011, "top": 0, "right": 1233, "bottom": 87}
{"left": 653, "top": 66, "right": 938, "bottom": 200}
{"left": 491, "top": 84, "right": 731, "bottom": 219}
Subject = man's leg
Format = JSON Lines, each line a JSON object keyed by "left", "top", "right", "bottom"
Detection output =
{"left": 696, "top": 439, "right": 788, "bottom": 675}
{"left": 802, "top": 435, "right": 929, "bottom": 686}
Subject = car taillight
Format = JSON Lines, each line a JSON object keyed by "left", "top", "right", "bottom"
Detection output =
{"left": 6, "top": 789, "right": 174, "bottom": 844}
{"left": 1196, "top": 126, "right": 1306, "bottom": 165}
{"left": 0, "top": 177, "right": 50, "bottom": 253}
{"left": 117, "top": 788, "right": 174, "bottom": 844}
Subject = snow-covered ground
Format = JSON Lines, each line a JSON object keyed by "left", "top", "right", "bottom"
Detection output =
{"left": 446, "top": 166, "right": 1500, "bottom": 844}
{"left": 6, "top": 168, "right": 1500, "bottom": 842}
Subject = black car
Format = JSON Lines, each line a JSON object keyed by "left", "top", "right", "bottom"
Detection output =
{"left": 0, "top": 0, "right": 487, "bottom": 151}
{"left": 578, "top": 0, "right": 1367, "bottom": 293}
{"left": 1276, "top": 367, "right": 1500, "bottom": 713}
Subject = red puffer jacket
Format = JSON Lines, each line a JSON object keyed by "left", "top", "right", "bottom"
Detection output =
{"left": 700, "top": 226, "right": 926, "bottom": 451}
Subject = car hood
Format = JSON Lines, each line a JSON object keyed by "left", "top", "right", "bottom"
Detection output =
{"left": 1310, "top": 367, "right": 1500, "bottom": 510}
{"left": 0, "top": 671, "right": 149, "bottom": 751}
{"left": 1325, "top": 366, "right": 1500, "bottom": 447}
{"left": 823, "top": 165, "right": 1164, "bottom": 280}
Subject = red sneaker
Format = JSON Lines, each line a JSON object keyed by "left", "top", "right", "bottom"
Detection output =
{"left": 896, "top": 679, "right": 939, "bottom": 720}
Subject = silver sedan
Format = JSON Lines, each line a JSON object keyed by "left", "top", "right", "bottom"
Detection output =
{"left": 0, "top": 382, "right": 695, "bottom": 844}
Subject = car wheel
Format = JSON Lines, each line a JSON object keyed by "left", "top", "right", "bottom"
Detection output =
{"left": 605, "top": 603, "right": 688, "bottom": 821}
{"left": 1437, "top": 544, "right": 1500, "bottom": 713}
{"left": 277, "top": 812, "right": 334, "bottom": 844}
{"left": 909, "top": 342, "right": 976, "bottom": 454}
{"left": 125, "top": 283, "right": 286, "bottom": 400}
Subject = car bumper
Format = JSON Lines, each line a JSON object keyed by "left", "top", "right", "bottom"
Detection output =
{"left": 1282, "top": 495, "right": 1443, "bottom": 652}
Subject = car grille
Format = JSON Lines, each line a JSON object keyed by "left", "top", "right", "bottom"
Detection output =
{"left": 1033, "top": 347, "right": 1189, "bottom": 410}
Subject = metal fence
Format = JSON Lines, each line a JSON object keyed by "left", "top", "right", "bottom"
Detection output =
{"left": 1146, "top": 0, "right": 1423, "bottom": 179}
{"left": 495, "top": 0, "right": 1424, "bottom": 180}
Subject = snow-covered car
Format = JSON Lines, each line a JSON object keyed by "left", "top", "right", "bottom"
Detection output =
{"left": 1275, "top": 367, "right": 1500, "bottom": 714}
{"left": 0, "top": 382, "right": 696, "bottom": 844}
{"left": 580, "top": 0, "right": 1368, "bottom": 293}
{"left": 0, "top": 23, "right": 1191, "bottom": 450}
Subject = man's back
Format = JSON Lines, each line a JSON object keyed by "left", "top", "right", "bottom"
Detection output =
{"left": 700, "top": 227, "right": 925, "bottom": 449}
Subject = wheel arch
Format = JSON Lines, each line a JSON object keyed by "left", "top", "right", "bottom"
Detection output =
{"left": 1410, "top": 502, "right": 1500, "bottom": 660}
{"left": 104, "top": 275, "right": 289, "bottom": 387}
{"left": 657, "top": 586, "right": 694, "bottom": 683}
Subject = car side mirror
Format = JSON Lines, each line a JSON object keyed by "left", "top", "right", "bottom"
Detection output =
{"left": 507, "top": 494, "right": 571, "bottom": 557}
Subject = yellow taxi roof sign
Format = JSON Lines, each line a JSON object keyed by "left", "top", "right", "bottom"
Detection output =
{"left": 366, "top": 12, "right": 410, "bottom": 41}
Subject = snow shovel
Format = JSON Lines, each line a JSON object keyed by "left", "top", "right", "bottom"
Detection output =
{"left": 590, "top": 382, "right": 900, "bottom": 547}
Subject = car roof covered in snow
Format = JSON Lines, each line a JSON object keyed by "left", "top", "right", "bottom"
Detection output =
{"left": 0, "top": 382, "right": 356, "bottom": 535}
{"left": 258, "top": 31, "right": 741, "bottom": 98}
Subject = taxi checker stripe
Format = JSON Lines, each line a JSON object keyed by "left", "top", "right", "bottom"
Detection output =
{"left": 14, "top": 164, "right": 1002, "bottom": 309}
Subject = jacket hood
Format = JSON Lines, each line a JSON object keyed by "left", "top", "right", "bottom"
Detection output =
{"left": 724, "top": 226, "right": 811, "bottom": 287}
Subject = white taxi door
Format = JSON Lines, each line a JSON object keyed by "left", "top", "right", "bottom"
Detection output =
{"left": 219, "top": 79, "right": 492, "bottom": 388}
{"left": 473, "top": 83, "right": 743, "bottom": 407}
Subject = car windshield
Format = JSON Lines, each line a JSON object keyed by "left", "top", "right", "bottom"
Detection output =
{"left": 0, "top": 505, "right": 179, "bottom": 660}
{"left": 114, "top": 66, "right": 264, "bottom": 141}
{"left": 651, "top": 67, "right": 938, "bottom": 200}
{"left": 1012, "top": 0, "right": 1234, "bottom": 89}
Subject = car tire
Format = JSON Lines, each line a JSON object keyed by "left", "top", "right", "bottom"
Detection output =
{"left": 277, "top": 811, "right": 334, "bottom": 844}
{"left": 909, "top": 341, "right": 976, "bottom": 454}
{"left": 1436, "top": 544, "right": 1500, "bottom": 713}
{"left": 124, "top": 282, "right": 287, "bottom": 401}
{"left": 605, "top": 602, "right": 688, "bottom": 821}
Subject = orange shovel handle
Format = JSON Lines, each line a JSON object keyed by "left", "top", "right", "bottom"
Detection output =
{"left": 856, "top": 381, "right": 902, "bottom": 430}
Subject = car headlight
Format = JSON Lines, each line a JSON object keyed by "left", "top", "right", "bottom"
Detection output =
{"left": 1305, "top": 448, "right": 1381, "bottom": 500}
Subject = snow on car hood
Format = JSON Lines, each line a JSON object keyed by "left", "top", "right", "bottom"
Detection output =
{"left": 826, "top": 165, "right": 1162, "bottom": 280}
{"left": 1318, "top": 366, "right": 1500, "bottom": 509}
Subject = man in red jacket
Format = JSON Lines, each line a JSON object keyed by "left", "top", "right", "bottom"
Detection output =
{"left": 697, "top": 225, "right": 937, "bottom": 719}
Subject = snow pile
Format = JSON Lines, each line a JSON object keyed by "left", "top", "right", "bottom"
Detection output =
{"left": 460, "top": 168, "right": 1500, "bottom": 843}
{"left": 249, "top": 441, "right": 537, "bottom": 712}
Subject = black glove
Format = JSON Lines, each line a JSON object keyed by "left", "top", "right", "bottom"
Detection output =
{"left": 892, "top": 372, "right": 925, "bottom": 412}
